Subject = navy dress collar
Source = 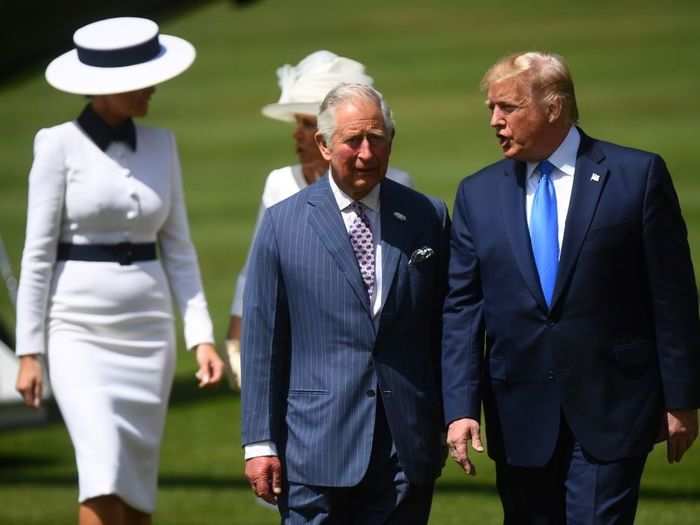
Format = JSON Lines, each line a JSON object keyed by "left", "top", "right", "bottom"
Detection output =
{"left": 77, "top": 104, "right": 137, "bottom": 152}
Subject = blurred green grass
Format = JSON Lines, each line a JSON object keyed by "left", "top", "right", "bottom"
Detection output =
{"left": 1, "top": 0, "right": 699, "bottom": 523}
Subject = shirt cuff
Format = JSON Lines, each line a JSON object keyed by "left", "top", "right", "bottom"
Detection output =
{"left": 244, "top": 441, "right": 278, "bottom": 460}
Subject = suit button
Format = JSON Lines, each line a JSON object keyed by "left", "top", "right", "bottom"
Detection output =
{"left": 366, "top": 389, "right": 376, "bottom": 398}
{"left": 546, "top": 320, "right": 555, "bottom": 327}
{"left": 547, "top": 370, "right": 555, "bottom": 381}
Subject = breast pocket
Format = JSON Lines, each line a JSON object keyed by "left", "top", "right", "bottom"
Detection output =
{"left": 406, "top": 244, "right": 439, "bottom": 281}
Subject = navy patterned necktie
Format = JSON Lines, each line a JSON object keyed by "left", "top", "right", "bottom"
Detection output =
{"left": 348, "top": 201, "right": 375, "bottom": 298}
{"left": 530, "top": 160, "right": 559, "bottom": 307}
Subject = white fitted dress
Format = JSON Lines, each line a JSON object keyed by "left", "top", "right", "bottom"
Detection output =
{"left": 229, "top": 164, "right": 413, "bottom": 315}
{"left": 15, "top": 121, "right": 214, "bottom": 513}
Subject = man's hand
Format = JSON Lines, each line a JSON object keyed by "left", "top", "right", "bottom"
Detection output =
{"left": 16, "top": 355, "right": 43, "bottom": 408}
{"left": 245, "top": 456, "right": 283, "bottom": 504}
{"left": 446, "top": 417, "right": 484, "bottom": 476}
{"left": 665, "top": 409, "right": 699, "bottom": 463}
{"left": 194, "top": 343, "right": 224, "bottom": 388}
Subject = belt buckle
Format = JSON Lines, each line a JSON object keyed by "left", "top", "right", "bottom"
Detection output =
{"left": 116, "top": 242, "right": 134, "bottom": 266}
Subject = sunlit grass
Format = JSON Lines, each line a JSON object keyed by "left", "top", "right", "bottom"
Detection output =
{"left": 1, "top": 0, "right": 699, "bottom": 523}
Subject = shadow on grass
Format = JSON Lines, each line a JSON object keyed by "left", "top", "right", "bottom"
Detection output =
{"left": 0, "top": 374, "right": 238, "bottom": 433}
{"left": 0, "top": 452, "right": 60, "bottom": 468}
{"left": 2, "top": 379, "right": 698, "bottom": 504}
{"left": 439, "top": 483, "right": 700, "bottom": 503}
{"left": 0, "top": 470, "right": 697, "bottom": 503}
{"left": 168, "top": 374, "right": 239, "bottom": 406}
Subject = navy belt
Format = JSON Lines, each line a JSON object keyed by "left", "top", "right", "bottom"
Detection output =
{"left": 56, "top": 242, "right": 157, "bottom": 266}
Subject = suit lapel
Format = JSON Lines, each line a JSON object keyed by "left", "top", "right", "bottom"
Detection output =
{"left": 501, "top": 160, "right": 548, "bottom": 310}
{"left": 307, "top": 177, "right": 372, "bottom": 316}
{"left": 378, "top": 181, "right": 406, "bottom": 315}
{"left": 551, "top": 133, "right": 608, "bottom": 309}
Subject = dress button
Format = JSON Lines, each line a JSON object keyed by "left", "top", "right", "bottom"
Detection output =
{"left": 366, "top": 389, "right": 376, "bottom": 398}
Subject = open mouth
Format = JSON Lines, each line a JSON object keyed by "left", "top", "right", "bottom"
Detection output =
{"left": 497, "top": 134, "right": 510, "bottom": 148}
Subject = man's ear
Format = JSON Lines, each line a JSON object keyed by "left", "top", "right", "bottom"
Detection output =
{"left": 547, "top": 97, "right": 563, "bottom": 123}
{"left": 314, "top": 131, "right": 332, "bottom": 161}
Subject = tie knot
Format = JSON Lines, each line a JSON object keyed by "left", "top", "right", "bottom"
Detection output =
{"left": 350, "top": 201, "right": 366, "bottom": 215}
{"left": 537, "top": 160, "right": 555, "bottom": 178}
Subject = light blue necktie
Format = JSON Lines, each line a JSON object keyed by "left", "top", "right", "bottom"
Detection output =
{"left": 530, "top": 160, "right": 558, "bottom": 307}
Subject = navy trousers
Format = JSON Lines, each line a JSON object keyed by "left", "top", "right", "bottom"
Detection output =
{"left": 496, "top": 417, "right": 648, "bottom": 525}
{"left": 278, "top": 395, "right": 435, "bottom": 525}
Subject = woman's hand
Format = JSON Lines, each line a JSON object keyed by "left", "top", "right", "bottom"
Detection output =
{"left": 194, "top": 343, "right": 224, "bottom": 388}
{"left": 16, "top": 355, "right": 43, "bottom": 408}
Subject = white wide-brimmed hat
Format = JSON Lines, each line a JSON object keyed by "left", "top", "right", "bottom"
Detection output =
{"left": 261, "top": 50, "right": 374, "bottom": 122}
{"left": 45, "top": 17, "right": 196, "bottom": 95}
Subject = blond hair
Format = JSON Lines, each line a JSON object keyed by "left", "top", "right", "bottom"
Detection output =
{"left": 481, "top": 51, "right": 579, "bottom": 124}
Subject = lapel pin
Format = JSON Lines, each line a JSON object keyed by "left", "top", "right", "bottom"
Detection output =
{"left": 591, "top": 173, "right": 600, "bottom": 182}
{"left": 393, "top": 211, "right": 406, "bottom": 221}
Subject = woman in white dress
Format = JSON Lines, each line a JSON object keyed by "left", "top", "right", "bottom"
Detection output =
{"left": 224, "top": 51, "right": 413, "bottom": 388}
{"left": 14, "top": 17, "right": 224, "bottom": 525}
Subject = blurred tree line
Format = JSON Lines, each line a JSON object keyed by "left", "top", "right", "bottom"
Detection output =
{"left": 1, "top": 0, "right": 260, "bottom": 85}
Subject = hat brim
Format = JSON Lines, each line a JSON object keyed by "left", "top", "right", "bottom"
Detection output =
{"left": 261, "top": 102, "right": 320, "bottom": 123}
{"left": 45, "top": 34, "right": 195, "bottom": 95}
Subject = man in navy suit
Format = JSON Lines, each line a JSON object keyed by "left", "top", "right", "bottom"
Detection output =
{"left": 241, "top": 83, "right": 449, "bottom": 524}
{"left": 442, "top": 51, "right": 700, "bottom": 524}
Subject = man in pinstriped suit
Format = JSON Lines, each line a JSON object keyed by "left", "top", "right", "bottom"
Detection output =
{"left": 241, "top": 83, "right": 450, "bottom": 524}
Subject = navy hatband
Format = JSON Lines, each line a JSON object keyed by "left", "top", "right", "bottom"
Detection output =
{"left": 76, "top": 34, "right": 161, "bottom": 68}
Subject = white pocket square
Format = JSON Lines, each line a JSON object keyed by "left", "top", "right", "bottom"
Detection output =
{"left": 408, "top": 246, "right": 434, "bottom": 265}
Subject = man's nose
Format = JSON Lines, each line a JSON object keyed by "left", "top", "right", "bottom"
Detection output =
{"left": 357, "top": 137, "right": 373, "bottom": 159}
{"left": 490, "top": 108, "right": 504, "bottom": 128}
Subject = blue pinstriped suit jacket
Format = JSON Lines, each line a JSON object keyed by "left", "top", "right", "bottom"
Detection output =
{"left": 241, "top": 175, "right": 450, "bottom": 487}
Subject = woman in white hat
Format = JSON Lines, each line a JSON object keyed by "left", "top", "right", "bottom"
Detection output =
{"left": 14, "top": 17, "right": 224, "bottom": 525}
{"left": 223, "top": 50, "right": 413, "bottom": 389}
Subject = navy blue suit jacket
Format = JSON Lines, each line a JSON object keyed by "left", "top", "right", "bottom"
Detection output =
{"left": 442, "top": 130, "right": 700, "bottom": 467}
{"left": 241, "top": 175, "right": 449, "bottom": 486}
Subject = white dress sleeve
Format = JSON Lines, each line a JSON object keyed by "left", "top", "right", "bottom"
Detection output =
{"left": 157, "top": 132, "right": 214, "bottom": 349}
{"left": 230, "top": 165, "right": 304, "bottom": 317}
{"left": 230, "top": 199, "right": 267, "bottom": 317}
{"left": 15, "top": 128, "right": 66, "bottom": 356}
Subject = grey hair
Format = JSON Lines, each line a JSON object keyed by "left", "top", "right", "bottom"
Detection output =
{"left": 317, "top": 83, "right": 395, "bottom": 144}
{"left": 481, "top": 51, "right": 579, "bottom": 125}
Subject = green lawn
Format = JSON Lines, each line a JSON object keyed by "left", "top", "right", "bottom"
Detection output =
{"left": 1, "top": 0, "right": 699, "bottom": 523}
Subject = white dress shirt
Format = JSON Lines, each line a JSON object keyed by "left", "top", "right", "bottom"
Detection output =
{"left": 525, "top": 126, "right": 580, "bottom": 252}
{"left": 328, "top": 172, "right": 386, "bottom": 318}
{"left": 245, "top": 174, "right": 386, "bottom": 460}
